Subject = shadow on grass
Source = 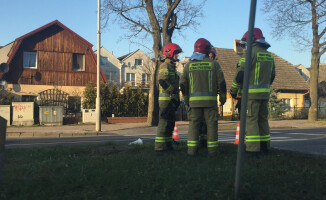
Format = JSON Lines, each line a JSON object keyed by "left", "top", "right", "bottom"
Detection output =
{"left": 1, "top": 142, "right": 325, "bottom": 199}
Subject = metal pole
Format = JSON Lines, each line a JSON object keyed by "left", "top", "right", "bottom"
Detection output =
{"left": 0, "top": 116, "right": 7, "bottom": 186}
{"left": 96, "top": 0, "right": 101, "bottom": 132}
{"left": 234, "top": 0, "right": 257, "bottom": 199}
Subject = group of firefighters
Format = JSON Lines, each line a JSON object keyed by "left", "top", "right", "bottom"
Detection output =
{"left": 155, "top": 28, "right": 276, "bottom": 156}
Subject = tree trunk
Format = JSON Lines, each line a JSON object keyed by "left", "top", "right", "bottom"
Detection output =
{"left": 309, "top": 54, "right": 319, "bottom": 121}
{"left": 308, "top": 0, "right": 319, "bottom": 121}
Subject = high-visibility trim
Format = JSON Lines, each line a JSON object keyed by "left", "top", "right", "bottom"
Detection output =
{"left": 189, "top": 62, "right": 212, "bottom": 71}
{"left": 248, "top": 88, "right": 270, "bottom": 93}
{"left": 187, "top": 140, "right": 199, "bottom": 147}
{"left": 190, "top": 96, "right": 217, "bottom": 101}
{"left": 190, "top": 72, "right": 194, "bottom": 94}
{"left": 238, "top": 58, "right": 246, "bottom": 66}
{"left": 246, "top": 135, "right": 271, "bottom": 142}
{"left": 255, "top": 62, "right": 260, "bottom": 85}
{"left": 159, "top": 97, "right": 171, "bottom": 101}
{"left": 209, "top": 71, "right": 212, "bottom": 92}
{"left": 155, "top": 136, "right": 173, "bottom": 143}
{"left": 159, "top": 69, "right": 169, "bottom": 75}
{"left": 207, "top": 141, "right": 218, "bottom": 147}
{"left": 232, "top": 82, "right": 240, "bottom": 89}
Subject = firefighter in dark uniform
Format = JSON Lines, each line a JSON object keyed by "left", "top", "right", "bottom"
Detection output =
{"left": 230, "top": 28, "right": 276, "bottom": 153}
{"left": 155, "top": 43, "right": 182, "bottom": 152}
{"left": 199, "top": 47, "right": 218, "bottom": 148}
{"left": 180, "top": 38, "right": 226, "bottom": 156}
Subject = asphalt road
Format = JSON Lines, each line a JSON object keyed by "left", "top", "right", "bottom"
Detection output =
{"left": 5, "top": 128, "right": 326, "bottom": 155}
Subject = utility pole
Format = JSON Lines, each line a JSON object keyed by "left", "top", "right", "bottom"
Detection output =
{"left": 96, "top": 0, "right": 101, "bottom": 132}
{"left": 234, "top": 0, "right": 257, "bottom": 199}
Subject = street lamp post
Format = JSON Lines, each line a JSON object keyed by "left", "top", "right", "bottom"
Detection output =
{"left": 96, "top": 0, "right": 101, "bottom": 132}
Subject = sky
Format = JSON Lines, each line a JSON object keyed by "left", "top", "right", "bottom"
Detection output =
{"left": 1, "top": 0, "right": 324, "bottom": 68}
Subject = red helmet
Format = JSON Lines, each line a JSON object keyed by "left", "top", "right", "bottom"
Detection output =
{"left": 241, "top": 28, "right": 264, "bottom": 42}
{"left": 162, "top": 43, "right": 182, "bottom": 58}
{"left": 194, "top": 38, "right": 212, "bottom": 54}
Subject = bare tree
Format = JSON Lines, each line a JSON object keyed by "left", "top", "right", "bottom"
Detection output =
{"left": 262, "top": 0, "right": 326, "bottom": 121}
{"left": 101, "top": 0, "right": 206, "bottom": 125}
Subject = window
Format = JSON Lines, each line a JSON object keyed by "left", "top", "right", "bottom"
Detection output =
{"left": 100, "top": 56, "right": 109, "bottom": 65}
{"left": 135, "top": 59, "right": 143, "bottom": 66}
{"left": 126, "top": 73, "right": 136, "bottom": 86}
{"left": 72, "top": 53, "right": 85, "bottom": 71}
{"left": 142, "top": 73, "right": 150, "bottom": 85}
{"left": 281, "top": 98, "right": 292, "bottom": 108}
{"left": 23, "top": 51, "right": 37, "bottom": 68}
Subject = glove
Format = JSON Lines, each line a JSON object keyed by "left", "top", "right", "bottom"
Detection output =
{"left": 171, "top": 98, "right": 180, "bottom": 110}
{"left": 220, "top": 95, "right": 226, "bottom": 106}
{"left": 161, "top": 106, "right": 175, "bottom": 119}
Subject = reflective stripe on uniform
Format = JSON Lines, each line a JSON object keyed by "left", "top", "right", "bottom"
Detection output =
{"left": 238, "top": 58, "right": 246, "bottom": 66}
{"left": 155, "top": 136, "right": 173, "bottom": 143}
{"left": 248, "top": 88, "right": 270, "bottom": 93}
{"left": 190, "top": 96, "right": 217, "bottom": 101}
{"left": 190, "top": 72, "right": 194, "bottom": 93}
{"left": 246, "top": 135, "right": 271, "bottom": 142}
{"left": 159, "top": 68, "right": 169, "bottom": 75}
{"left": 255, "top": 62, "right": 260, "bottom": 85}
{"left": 232, "top": 82, "right": 240, "bottom": 89}
{"left": 207, "top": 141, "right": 218, "bottom": 147}
{"left": 187, "top": 140, "right": 199, "bottom": 147}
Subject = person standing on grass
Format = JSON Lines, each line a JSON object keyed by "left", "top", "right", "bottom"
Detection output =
{"left": 155, "top": 43, "right": 182, "bottom": 153}
{"left": 230, "top": 28, "right": 275, "bottom": 154}
{"left": 180, "top": 38, "right": 226, "bottom": 156}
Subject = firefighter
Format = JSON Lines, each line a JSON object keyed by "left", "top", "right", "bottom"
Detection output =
{"left": 155, "top": 43, "right": 182, "bottom": 152}
{"left": 199, "top": 47, "right": 217, "bottom": 148}
{"left": 180, "top": 38, "right": 226, "bottom": 156}
{"left": 230, "top": 28, "right": 276, "bottom": 153}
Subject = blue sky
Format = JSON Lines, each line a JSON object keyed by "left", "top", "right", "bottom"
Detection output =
{"left": 1, "top": 0, "right": 323, "bottom": 68}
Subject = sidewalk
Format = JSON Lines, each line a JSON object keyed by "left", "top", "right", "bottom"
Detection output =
{"left": 5, "top": 120, "right": 326, "bottom": 138}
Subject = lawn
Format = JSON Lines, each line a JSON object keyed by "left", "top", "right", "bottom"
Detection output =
{"left": 1, "top": 142, "right": 325, "bottom": 200}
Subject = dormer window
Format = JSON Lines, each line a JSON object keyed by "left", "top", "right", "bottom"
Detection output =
{"left": 135, "top": 59, "right": 143, "bottom": 66}
{"left": 23, "top": 51, "right": 37, "bottom": 69}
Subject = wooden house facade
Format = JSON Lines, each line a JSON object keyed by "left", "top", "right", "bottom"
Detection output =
{"left": 0, "top": 20, "right": 106, "bottom": 106}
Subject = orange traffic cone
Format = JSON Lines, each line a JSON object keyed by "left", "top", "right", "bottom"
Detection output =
{"left": 234, "top": 122, "right": 240, "bottom": 145}
{"left": 172, "top": 124, "right": 180, "bottom": 140}
{"left": 234, "top": 122, "right": 246, "bottom": 145}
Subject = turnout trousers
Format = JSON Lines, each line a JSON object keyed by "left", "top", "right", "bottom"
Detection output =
{"left": 246, "top": 99, "right": 271, "bottom": 152}
{"left": 188, "top": 106, "right": 218, "bottom": 155}
{"left": 155, "top": 102, "right": 175, "bottom": 151}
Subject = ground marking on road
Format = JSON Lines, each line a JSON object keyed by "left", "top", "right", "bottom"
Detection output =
{"left": 285, "top": 133, "right": 322, "bottom": 136}
{"left": 271, "top": 131, "right": 282, "bottom": 133}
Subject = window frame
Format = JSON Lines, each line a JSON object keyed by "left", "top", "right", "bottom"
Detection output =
{"left": 135, "top": 59, "right": 143, "bottom": 66}
{"left": 72, "top": 53, "right": 85, "bottom": 71}
{"left": 23, "top": 51, "right": 37, "bottom": 69}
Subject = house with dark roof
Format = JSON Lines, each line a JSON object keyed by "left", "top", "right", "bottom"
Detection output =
{"left": 215, "top": 47, "right": 309, "bottom": 116}
{"left": 0, "top": 20, "right": 106, "bottom": 111}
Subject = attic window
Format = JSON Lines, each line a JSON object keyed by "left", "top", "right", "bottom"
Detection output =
{"left": 100, "top": 56, "right": 109, "bottom": 65}
{"left": 23, "top": 51, "right": 37, "bottom": 69}
{"left": 73, "top": 53, "right": 85, "bottom": 71}
{"left": 135, "top": 59, "right": 143, "bottom": 66}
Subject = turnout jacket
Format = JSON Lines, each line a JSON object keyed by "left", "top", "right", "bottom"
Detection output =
{"left": 180, "top": 56, "right": 226, "bottom": 107}
{"left": 158, "top": 58, "right": 180, "bottom": 103}
{"left": 230, "top": 43, "right": 276, "bottom": 100}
